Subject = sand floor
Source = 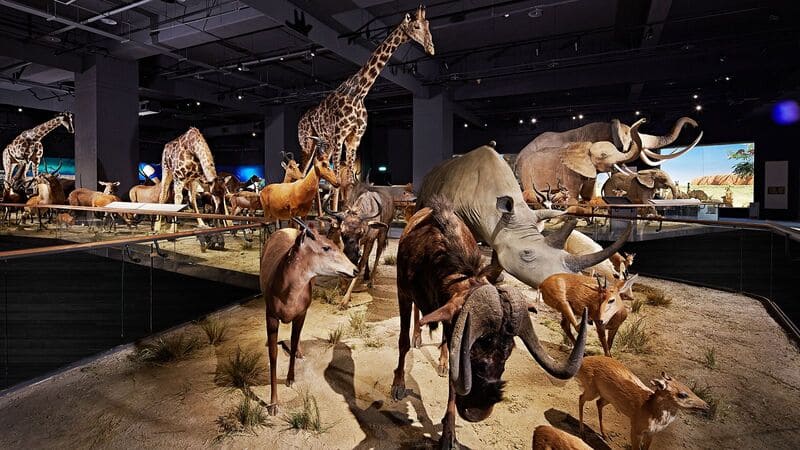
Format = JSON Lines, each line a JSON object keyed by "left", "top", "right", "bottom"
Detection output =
{"left": 1, "top": 236, "right": 799, "bottom": 449}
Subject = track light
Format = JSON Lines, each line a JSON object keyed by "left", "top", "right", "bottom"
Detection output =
{"left": 310, "top": 51, "right": 316, "bottom": 57}
{"left": 503, "top": 13, "right": 510, "bottom": 18}
{"left": 237, "top": 63, "right": 244, "bottom": 71}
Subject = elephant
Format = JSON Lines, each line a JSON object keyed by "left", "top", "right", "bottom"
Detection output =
{"left": 515, "top": 117, "right": 702, "bottom": 203}
{"left": 602, "top": 169, "right": 677, "bottom": 215}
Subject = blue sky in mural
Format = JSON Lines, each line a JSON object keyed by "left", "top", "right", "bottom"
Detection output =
{"left": 37, "top": 157, "right": 75, "bottom": 176}
{"left": 137, "top": 163, "right": 264, "bottom": 182}
{"left": 658, "top": 142, "right": 752, "bottom": 185}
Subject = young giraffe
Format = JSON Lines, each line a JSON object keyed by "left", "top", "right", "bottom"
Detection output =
{"left": 154, "top": 127, "right": 226, "bottom": 232}
{"left": 2, "top": 112, "right": 74, "bottom": 185}
{"left": 298, "top": 6, "right": 434, "bottom": 208}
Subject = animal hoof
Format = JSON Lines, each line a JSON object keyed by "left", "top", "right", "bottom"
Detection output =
{"left": 286, "top": 378, "right": 294, "bottom": 387}
{"left": 267, "top": 404, "right": 279, "bottom": 416}
{"left": 412, "top": 334, "right": 422, "bottom": 349}
{"left": 437, "top": 363, "right": 448, "bottom": 378}
{"left": 391, "top": 384, "right": 406, "bottom": 401}
{"left": 439, "top": 434, "right": 457, "bottom": 450}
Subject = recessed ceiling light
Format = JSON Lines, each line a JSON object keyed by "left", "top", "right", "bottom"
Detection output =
{"left": 578, "top": 114, "right": 584, "bottom": 119}
{"left": 251, "top": 132, "right": 257, "bottom": 137}
{"left": 463, "top": 123, "right": 468, "bottom": 128}
{"left": 17, "top": 107, "right": 22, "bottom": 112}
{"left": 483, "top": 123, "right": 488, "bottom": 127}
{"left": 518, "top": 119, "right": 524, "bottom": 124}
{"left": 43, "top": 35, "right": 61, "bottom": 43}
{"left": 724, "top": 76, "right": 731, "bottom": 81}
{"left": 279, "top": 57, "right": 285, "bottom": 61}
{"left": 635, "top": 111, "right": 641, "bottom": 116}
{"left": 572, "top": 116, "right": 577, "bottom": 120}
{"left": 531, "top": 117, "right": 537, "bottom": 124}
{"left": 99, "top": 17, "right": 117, "bottom": 26}
{"left": 196, "top": 101, "right": 201, "bottom": 106}
{"left": 503, "top": 13, "right": 510, "bottom": 18}
{"left": 237, "top": 94, "right": 243, "bottom": 100}
{"left": 695, "top": 105, "right": 703, "bottom": 111}
{"left": 693, "top": 94, "right": 699, "bottom": 99}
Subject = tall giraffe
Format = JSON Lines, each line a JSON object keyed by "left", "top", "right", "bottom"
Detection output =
{"left": 154, "top": 127, "right": 228, "bottom": 232}
{"left": 2, "top": 112, "right": 74, "bottom": 184}
{"left": 298, "top": 6, "right": 434, "bottom": 208}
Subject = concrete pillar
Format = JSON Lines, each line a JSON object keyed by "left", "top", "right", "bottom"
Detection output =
{"left": 74, "top": 56, "right": 139, "bottom": 192}
{"left": 412, "top": 92, "right": 453, "bottom": 189}
{"left": 264, "top": 106, "right": 300, "bottom": 184}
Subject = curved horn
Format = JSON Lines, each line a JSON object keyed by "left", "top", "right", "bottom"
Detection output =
{"left": 323, "top": 193, "right": 346, "bottom": 222}
{"left": 450, "top": 285, "right": 503, "bottom": 395}
{"left": 505, "top": 289, "right": 588, "bottom": 379}
{"left": 642, "top": 131, "right": 703, "bottom": 161}
{"left": 637, "top": 117, "right": 698, "bottom": 149}
{"left": 545, "top": 218, "right": 577, "bottom": 249}
{"left": 531, "top": 183, "right": 547, "bottom": 204}
{"left": 564, "top": 222, "right": 633, "bottom": 272}
{"left": 50, "top": 159, "right": 63, "bottom": 175}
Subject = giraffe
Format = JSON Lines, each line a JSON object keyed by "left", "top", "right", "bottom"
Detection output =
{"left": 2, "top": 112, "right": 74, "bottom": 187}
{"left": 154, "top": 127, "right": 228, "bottom": 232}
{"left": 298, "top": 6, "right": 434, "bottom": 209}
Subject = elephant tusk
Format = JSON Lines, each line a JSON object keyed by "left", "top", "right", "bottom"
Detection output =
{"left": 642, "top": 131, "right": 703, "bottom": 161}
{"left": 614, "top": 163, "right": 636, "bottom": 176}
{"left": 638, "top": 150, "right": 662, "bottom": 167}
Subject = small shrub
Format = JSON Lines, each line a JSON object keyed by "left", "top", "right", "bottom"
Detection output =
{"left": 383, "top": 254, "right": 397, "bottom": 265}
{"left": 633, "top": 283, "right": 672, "bottom": 307}
{"left": 631, "top": 297, "right": 645, "bottom": 314}
{"left": 284, "top": 391, "right": 325, "bottom": 433}
{"left": 216, "top": 346, "right": 266, "bottom": 390}
{"left": 348, "top": 311, "right": 369, "bottom": 336}
{"left": 313, "top": 285, "right": 342, "bottom": 305}
{"left": 217, "top": 393, "right": 269, "bottom": 436}
{"left": 703, "top": 346, "right": 717, "bottom": 370}
{"left": 615, "top": 318, "right": 651, "bottom": 354}
{"left": 327, "top": 325, "right": 345, "bottom": 346}
{"left": 364, "top": 335, "right": 383, "bottom": 348}
{"left": 198, "top": 318, "right": 228, "bottom": 345}
{"left": 134, "top": 334, "right": 201, "bottom": 363}
{"left": 690, "top": 381, "right": 724, "bottom": 420}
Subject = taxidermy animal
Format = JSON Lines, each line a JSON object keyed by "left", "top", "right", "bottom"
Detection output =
{"left": 298, "top": 6, "right": 434, "bottom": 209}
{"left": 260, "top": 220, "right": 357, "bottom": 415}
{"left": 67, "top": 181, "right": 121, "bottom": 206}
{"left": 540, "top": 273, "right": 637, "bottom": 357}
{"left": 532, "top": 425, "right": 591, "bottom": 450}
{"left": 392, "top": 196, "right": 587, "bottom": 449}
{"left": 515, "top": 117, "right": 701, "bottom": 203}
{"left": 417, "top": 143, "right": 632, "bottom": 288}
{"left": 281, "top": 151, "right": 304, "bottom": 183}
{"left": 602, "top": 169, "right": 677, "bottom": 216}
{"left": 563, "top": 230, "right": 622, "bottom": 281}
{"left": 2, "top": 112, "right": 74, "bottom": 186}
{"left": 576, "top": 356, "right": 709, "bottom": 449}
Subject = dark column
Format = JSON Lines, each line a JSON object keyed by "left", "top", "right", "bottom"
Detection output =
{"left": 264, "top": 106, "right": 300, "bottom": 184}
{"left": 412, "top": 92, "right": 453, "bottom": 189}
{"left": 74, "top": 56, "right": 139, "bottom": 193}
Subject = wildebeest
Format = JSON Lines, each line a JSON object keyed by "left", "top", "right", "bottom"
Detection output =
{"left": 417, "top": 143, "right": 632, "bottom": 289}
{"left": 260, "top": 219, "right": 357, "bottom": 415}
{"left": 391, "top": 196, "right": 587, "bottom": 449}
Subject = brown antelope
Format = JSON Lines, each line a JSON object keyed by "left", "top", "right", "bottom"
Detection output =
{"left": 281, "top": 151, "right": 303, "bottom": 183}
{"left": 576, "top": 356, "right": 709, "bottom": 449}
{"left": 227, "top": 190, "right": 262, "bottom": 216}
{"left": 260, "top": 219, "right": 357, "bottom": 415}
{"left": 532, "top": 425, "right": 591, "bottom": 450}
{"left": 610, "top": 252, "right": 636, "bottom": 278}
{"left": 55, "top": 212, "right": 75, "bottom": 229}
{"left": 260, "top": 138, "right": 338, "bottom": 226}
{"left": 540, "top": 273, "right": 637, "bottom": 357}
{"left": 68, "top": 181, "right": 120, "bottom": 206}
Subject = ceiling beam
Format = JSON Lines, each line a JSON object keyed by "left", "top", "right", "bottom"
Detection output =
{"left": 628, "top": 0, "right": 673, "bottom": 102}
{"left": 241, "top": 0, "right": 428, "bottom": 97}
{"left": 0, "top": 88, "right": 74, "bottom": 111}
{"left": 0, "top": 36, "right": 84, "bottom": 73}
{"left": 141, "top": 78, "right": 264, "bottom": 115}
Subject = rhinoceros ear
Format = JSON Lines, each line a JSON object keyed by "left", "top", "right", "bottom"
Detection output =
{"left": 496, "top": 196, "right": 514, "bottom": 214}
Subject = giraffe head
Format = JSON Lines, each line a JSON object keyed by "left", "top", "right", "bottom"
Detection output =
{"left": 57, "top": 112, "right": 74, "bottom": 134}
{"left": 401, "top": 6, "right": 435, "bottom": 55}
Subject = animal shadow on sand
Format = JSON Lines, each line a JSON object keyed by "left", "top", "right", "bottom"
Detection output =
{"left": 544, "top": 408, "right": 611, "bottom": 450}
{"left": 325, "top": 342, "right": 467, "bottom": 449}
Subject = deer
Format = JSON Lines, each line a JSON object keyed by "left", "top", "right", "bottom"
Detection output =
{"left": 391, "top": 196, "right": 587, "bottom": 449}
{"left": 260, "top": 218, "right": 357, "bottom": 415}
{"left": 576, "top": 356, "right": 709, "bottom": 449}
{"left": 540, "top": 273, "right": 637, "bottom": 357}
{"left": 259, "top": 137, "right": 339, "bottom": 228}
{"left": 532, "top": 425, "right": 591, "bottom": 450}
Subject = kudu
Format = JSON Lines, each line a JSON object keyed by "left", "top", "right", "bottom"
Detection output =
{"left": 392, "top": 197, "right": 587, "bottom": 449}
{"left": 260, "top": 218, "right": 357, "bottom": 415}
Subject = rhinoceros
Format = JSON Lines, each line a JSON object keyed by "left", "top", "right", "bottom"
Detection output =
{"left": 417, "top": 143, "right": 631, "bottom": 287}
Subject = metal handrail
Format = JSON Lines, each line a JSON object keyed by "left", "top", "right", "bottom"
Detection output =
{"left": 0, "top": 202, "right": 268, "bottom": 223}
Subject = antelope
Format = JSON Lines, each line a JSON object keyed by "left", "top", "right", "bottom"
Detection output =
{"left": 55, "top": 212, "right": 75, "bottom": 229}
{"left": 532, "top": 425, "right": 591, "bottom": 450}
{"left": 228, "top": 190, "right": 262, "bottom": 217}
{"left": 610, "top": 252, "right": 636, "bottom": 278}
{"left": 540, "top": 273, "right": 637, "bottom": 357}
{"left": 67, "top": 181, "right": 120, "bottom": 206}
{"left": 281, "top": 151, "right": 303, "bottom": 183}
{"left": 259, "top": 138, "right": 339, "bottom": 227}
{"left": 391, "top": 196, "right": 587, "bottom": 449}
{"left": 576, "top": 356, "right": 709, "bottom": 449}
{"left": 260, "top": 219, "right": 357, "bottom": 415}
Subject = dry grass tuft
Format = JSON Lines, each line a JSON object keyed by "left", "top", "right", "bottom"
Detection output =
{"left": 284, "top": 391, "right": 326, "bottom": 433}
{"left": 216, "top": 393, "right": 270, "bottom": 438}
{"left": 327, "top": 325, "right": 345, "bottom": 346}
{"left": 313, "top": 285, "right": 342, "bottom": 305}
{"left": 383, "top": 254, "right": 397, "bottom": 265}
{"left": 348, "top": 311, "right": 369, "bottom": 336}
{"left": 615, "top": 318, "right": 651, "bottom": 354}
{"left": 631, "top": 297, "right": 645, "bottom": 314}
{"left": 133, "top": 334, "right": 202, "bottom": 364}
{"left": 691, "top": 381, "right": 725, "bottom": 420}
{"left": 633, "top": 283, "right": 672, "bottom": 307}
{"left": 215, "top": 346, "right": 266, "bottom": 390}
{"left": 198, "top": 318, "right": 228, "bottom": 345}
{"left": 703, "top": 346, "right": 717, "bottom": 370}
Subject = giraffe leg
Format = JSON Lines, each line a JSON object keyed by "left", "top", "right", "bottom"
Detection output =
{"left": 187, "top": 181, "right": 207, "bottom": 228}
{"left": 172, "top": 178, "right": 186, "bottom": 233}
{"left": 30, "top": 143, "right": 43, "bottom": 179}
{"left": 154, "top": 170, "right": 173, "bottom": 232}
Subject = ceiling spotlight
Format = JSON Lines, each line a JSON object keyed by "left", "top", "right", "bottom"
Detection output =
{"left": 695, "top": 104, "right": 703, "bottom": 111}
{"left": 528, "top": 8, "right": 542, "bottom": 18}
{"left": 578, "top": 114, "right": 584, "bottom": 119}
{"left": 463, "top": 123, "right": 468, "bottom": 128}
{"left": 279, "top": 56, "right": 285, "bottom": 61}
{"left": 483, "top": 123, "right": 488, "bottom": 127}
{"left": 518, "top": 119, "right": 524, "bottom": 124}
{"left": 99, "top": 17, "right": 117, "bottom": 26}
{"left": 251, "top": 132, "right": 257, "bottom": 137}
{"left": 693, "top": 94, "right": 699, "bottom": 99}
{"left": 237, "top": 63, "right": 244, "bottom": 71}
{"left": 530, "top": 117, "right": 537, "bottom": 124}
{"left": 44, "top": 35, "right": 61, "bottom": 43}
{"left": 237, "top": 94, "right": 243, "bottom": 100}
{"left": 572, "top": 116, "right": 577, "bottom": 120}
{"left": 724, "top": 76, "right": 731, "bottom": 81}
{"left": 17, "top": 107, "right": 22, "bottom": 112}
{"left": 503, "top": 13, "right": 510, "bottom": 18}
{"left": 635, "top": 110, "right": 641, "bottom": 116}
{"left": 196, "top": 101, "right": 201, "bottom": 106}
{"left": 310, "top": 51, "right": 316, "bottom": 57}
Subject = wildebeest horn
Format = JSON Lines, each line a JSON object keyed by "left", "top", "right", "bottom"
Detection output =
{"left": 50, "top": 159, "right": 63, "bottom": 175}
{"left": 359, "top": 197, "right": 382, "bottom": 220}
{"left": 500, "top": 287, "right": 587, "bottom": 379}
{"left": 564, "top": 222, "right": 633, "bottom": 272}
{"left": 450, "top": 285, "right": 503, "bottom": 396}
{"left": 323, "top": 193, "right": 345, "bottom": 222}
{"left": 545, "top": 218, "right": 577, "bottom": 249}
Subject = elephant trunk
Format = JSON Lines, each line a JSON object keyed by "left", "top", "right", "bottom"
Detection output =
{"left": 638, "top": 117, "right": 698, "bottom": 149}
{"left": 668, "top": 182, "right": 678, "bottom": 199}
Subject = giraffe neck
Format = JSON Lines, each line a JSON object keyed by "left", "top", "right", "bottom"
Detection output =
{"left": 339, "top": 26, "right": 409, "bottom": 100}
{"left": 25, "top": 117, "right": 63, "bottom": 141}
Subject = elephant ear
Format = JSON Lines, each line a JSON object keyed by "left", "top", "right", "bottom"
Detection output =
{"left": 588, "top": 141, "right": 619, "bottom": 173}
{"left": 636, "top": 171, "right": 656, "bottom": 188}
{"left": 611, "top": 119, "right": 630, "bottom": 151}
{"left": 562, "top": 142, "right": 597, "bottom": 179}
